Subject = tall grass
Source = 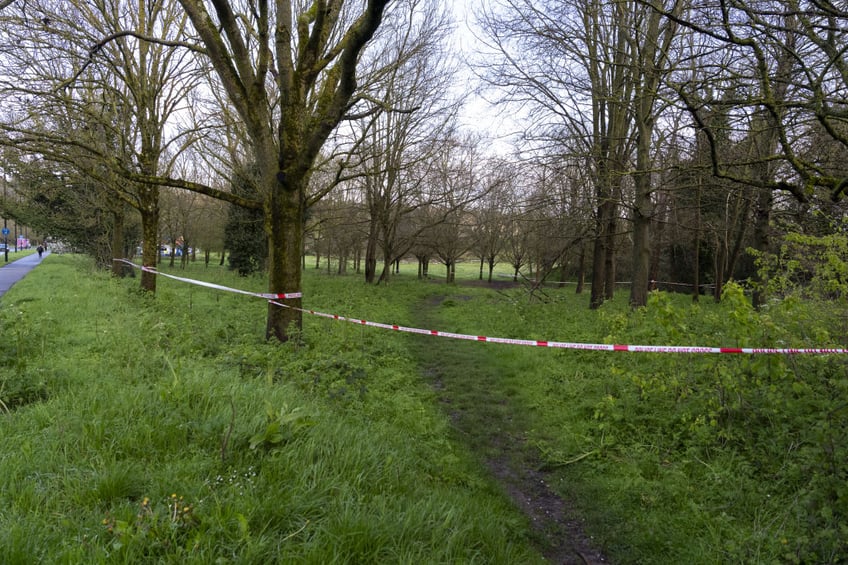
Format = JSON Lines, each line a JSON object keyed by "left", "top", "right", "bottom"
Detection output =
{"left": 0, "top": 256, "right": 541, "bottom": 563}
{"left": 3, "top": 255, "right": 847, "bottom": 563}
{"left": 427, "top": 282, "right": 848, "bottom": 563}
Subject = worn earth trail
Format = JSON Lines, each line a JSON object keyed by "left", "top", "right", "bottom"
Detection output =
{"left": 408, "top": 294, "right": 609, "bottom": 565}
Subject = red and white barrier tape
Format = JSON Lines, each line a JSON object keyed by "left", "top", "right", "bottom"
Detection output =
{"left": 267, "top": 300, "right": 848, "bottom": 355}
{"left": 115, "top": 260, "right": 301, "bottom": 300}
{"left": 116, "top": 260, "right": 847, "bottom": 355}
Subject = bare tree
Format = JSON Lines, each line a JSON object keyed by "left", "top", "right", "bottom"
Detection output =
{"left": 0, "top": 0, "right": 205, "bottom": 291}
{"left": 1, "top": 0, "right": 401, "bottom": 341}
{"left": 667, "top": 5, "right": 818, "bottom": 305}
{"left": 522, "top": 158, "right": 594, "bottom": 287}
{"left": 423, "top": 135, "right": 486, "bottom": 283}
{"left": 344, "top": 0, "right": 459, "bottom": 284}
{"left": 176, "top": 0, "right": 398, "bottom": 341}
{"left": 667, "top": 1, "right": 848, "bottom": 202}
{"left": 477, "top": 0, "right": 690, "bottom": 308}
{"left": 470, "top": 160, "right": 514, "bottom": 282}
{"left": 501, "top": 213, "right": 531, "bottom": 283}
{"left": 627, "top": 0, "right": 686, "bottom": 308}
{"left": 305, "top": 179, "right": 367, "bottom": 275}
{"left": 476, "top": 0, "right": 636, "bottom": 308}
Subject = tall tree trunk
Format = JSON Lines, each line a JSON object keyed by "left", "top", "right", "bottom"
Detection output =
{"left": 364, "top": 215, "right": 378, "bottom": 283}
{"left": 692, "top": 181, "right": 701, "bottom": 302}
{"left": 140, "top": 207, "right": 159, "bottom": 292}
{"left": 749, "top": 27, "right": 794, "bottom": 308}
{"left": 630, "top": 197, "right": 651, "bottom": 307}
{"left": 265, "top": 180, "right": 303, "bottom": 343}
{"left": 576, "top": 242, "right": 585, "bottom": 294}
{"left": 138, "top": 178, "right": 159, "bottom": 292}
{"left": 604, "top": 209, "right": 616, "bottom": 301}
{"left": 377, "top": 217, "right": 397, "bottom": 284}
{"left": 181, "top": 241, "right": 189, "bottom": 268}
{"left": 629, "top": 134, "right": 652, "bottom": 308}
{"left": 378, "top": 247, "right": 393, "bottom": 284}
{"left": 627, "top": 0, "right": 677, "bottom": 308}
{"left": 713, "top": 231, "right": 725, "bottom": 302}
{"left": 649, "top": 217, "right": 663, "bottom": 290}
{"left": 751, "top": 186, "right": 772, "bottom": 308}
{"left": 589, "top": 201, "right": 608, "bottom": 308}
{"left": 725, "top": 190, "right": 751, "bottom": 282}
{"left": 604, "top": 182, "right": 623, "bottom": 300}
{"left": 110, "top": 208, "right": 126, "bottom": 278}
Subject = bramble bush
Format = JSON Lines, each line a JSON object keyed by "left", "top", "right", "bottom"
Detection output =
{"left": 597, "top": 250, "right": 848, "bottom": 561}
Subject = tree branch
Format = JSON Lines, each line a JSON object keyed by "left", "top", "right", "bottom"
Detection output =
{"left": 59, "top": 30, "right": 206, "bottom": 91}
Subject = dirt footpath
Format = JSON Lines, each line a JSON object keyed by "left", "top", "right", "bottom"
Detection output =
{"left": 410, "top": 295, "right": 609, "bottom": 565}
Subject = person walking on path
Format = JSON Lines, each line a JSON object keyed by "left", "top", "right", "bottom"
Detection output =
{"left": 37, "top": 244, "right": 44, "bottom": 258}
{"left": 0, "top": 250, "right": 46, "bottom": 299}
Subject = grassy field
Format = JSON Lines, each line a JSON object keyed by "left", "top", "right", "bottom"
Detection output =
{"left": 1, "top": 255, "right": 847, "bottom": 563}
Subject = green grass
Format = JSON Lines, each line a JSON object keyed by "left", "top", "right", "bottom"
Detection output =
{"left": 0, "top": 256, "right": 541, "bottom": 563}
{"left": 2, "top": 255, "right": 847, "bottom": 563}
{"left": 421, "top": 283, "right": 848, "bottom": 564}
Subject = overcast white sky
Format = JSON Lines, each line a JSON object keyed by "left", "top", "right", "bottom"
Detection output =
{"left": 448, "top": 0, "right": 523, "bottom": 154}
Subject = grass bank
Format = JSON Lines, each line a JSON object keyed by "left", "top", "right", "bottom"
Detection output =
{"left": 419, "top": 282, "right": 848, "bottom": 563}
{"left": 0, "top": 256, "right": 542, "bottom": 563}
{"left": 2, "top": 255, "right": 847, "bottom": 563}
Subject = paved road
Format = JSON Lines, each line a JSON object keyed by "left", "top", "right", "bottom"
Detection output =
{"left": 0, "top": 252, "right": 47, "bottom": 298}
